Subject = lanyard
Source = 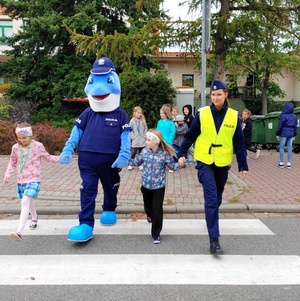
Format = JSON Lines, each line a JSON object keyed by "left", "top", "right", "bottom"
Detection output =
{"left": 19, "top": 140, "right": 32, "bottom": 174}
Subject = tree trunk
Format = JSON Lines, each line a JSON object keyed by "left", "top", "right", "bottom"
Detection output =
{"left": 261, "top": 71, "right": 270, "bottom": 115}
{"left": 213, "top": 0, "right": 229, "bottom": 81}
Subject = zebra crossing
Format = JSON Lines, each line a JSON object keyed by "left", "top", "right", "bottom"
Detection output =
{"left": 0, "top": 218, "right": 299, "bottom": 286}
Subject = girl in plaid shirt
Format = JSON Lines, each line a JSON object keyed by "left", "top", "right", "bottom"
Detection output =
{"left": 128, "top": 129, "right": 182, "bottom": 244}
{"left": 4, "top": 123, "right": 59, "bottom": 241}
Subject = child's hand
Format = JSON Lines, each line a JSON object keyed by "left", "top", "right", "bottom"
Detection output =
{"left": 4, "top": 176, "right": 10, "bottom": 184}
{"left": 178, "top": 157, "right": 186, "bottom": 167}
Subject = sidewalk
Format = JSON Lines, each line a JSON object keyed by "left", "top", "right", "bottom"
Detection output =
{"left": 0, "top": 150, "right": 299, "bottom": 215}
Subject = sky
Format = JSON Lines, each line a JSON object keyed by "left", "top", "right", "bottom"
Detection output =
{"left": 161, "top": 0, "right": 201, "bottom": 51}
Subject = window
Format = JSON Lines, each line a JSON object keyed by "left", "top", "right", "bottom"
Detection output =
{"left": 0, "top": 20, "right": 13, "bottom": 45}
{"left": 182, "top": 74, "right": 194, "bottom": 87}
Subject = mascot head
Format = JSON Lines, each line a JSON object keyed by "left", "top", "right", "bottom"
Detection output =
{"left": 84, "top": 57, "right": 121, "bottom": 112}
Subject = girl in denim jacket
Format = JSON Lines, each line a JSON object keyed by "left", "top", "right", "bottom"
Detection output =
{"left": 128, "top": 129, "right": 182, "bottom": 244}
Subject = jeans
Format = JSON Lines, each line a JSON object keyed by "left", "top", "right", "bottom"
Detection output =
{"left": 279, "top": 137, "right": 293, "bottom": 163}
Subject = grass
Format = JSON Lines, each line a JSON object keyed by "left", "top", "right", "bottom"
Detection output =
{"left": 241, "top": 186, "right": 254, "bottom": 193}
{"left": 226, "top": 181, "right": 233, "bottom": 185}
{"left": 227, "top": 197, "right": 241, "bottom": 204}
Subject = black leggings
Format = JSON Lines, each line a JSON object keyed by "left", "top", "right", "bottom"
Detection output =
{"left": 141, "top": 186, "right": 165, "bottom": 238}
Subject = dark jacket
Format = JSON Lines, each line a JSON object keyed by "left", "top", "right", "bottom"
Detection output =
{"left": 276, "top": 103, "right": 298, "bottom": 138}
{"left": 178, "top": 103, "right": 248, "bottom": 172}
{"left": 242, "top": 118, "right": 253, "bottom": 145}
{"left": 182, "top": 104, "right": 194, "bottom": 128}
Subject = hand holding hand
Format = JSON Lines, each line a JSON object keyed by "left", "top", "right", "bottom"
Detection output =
{"left": 59, "top": 151, "right": 73, "bottom": 164}
{"left": 178, "top": 157, "right": 186, "bottom": 167}
{"left": 276, "top": 136, "right": 280, "bottom": 141}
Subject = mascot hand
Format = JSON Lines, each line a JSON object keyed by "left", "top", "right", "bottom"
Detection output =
{"left": 111, "top": 131, "right": 131, "bottom": 168}
{"left": 111, "top": 155, "right": 129, "bottom": 169}
{"left": 59, "top": 151, "right": 73, "bottom": 164}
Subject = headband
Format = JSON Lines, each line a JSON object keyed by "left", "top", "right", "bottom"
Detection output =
{"left": 16, "top": 127, "right": 33, "bottom": 137}
{"left": 146, "top": 132, "right": 160, "bottom": 145}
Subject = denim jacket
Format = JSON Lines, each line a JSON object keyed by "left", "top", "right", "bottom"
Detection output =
{"left": 128, "top": 147, "right": 180, "bottom": 190}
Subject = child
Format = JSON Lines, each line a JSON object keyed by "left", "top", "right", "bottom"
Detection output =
{"left": 128, "top": 129, "right": 182, "bottom": 244}
{"left": 172, "top": 114, "right": 188, "bottom": 155}
{"left": 4, "top": 123, "right": 59, "bottom": 241}
{"left": 276, "top": 102, "right": 297, "bottom": 168}
{"left": 182, "top": 104, "right": 194, "bottom": 128}
{"left": 241, "top": 109, "right": 260, "bottom": 159}
{"left": 171, "top": 106, "right": 179, "bottom": 120}
{"left": 157, "top": 106, "right": 176, "bottom": 172}
{"left": 128, "top": 106, "right": 148, "bottom": 171}
{"left": 157, "top": 106, "right": 175, "bottom": 146}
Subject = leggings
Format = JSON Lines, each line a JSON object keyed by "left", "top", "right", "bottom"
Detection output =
{"left": 17, "top": 195, "right": 37, "bottom": 235}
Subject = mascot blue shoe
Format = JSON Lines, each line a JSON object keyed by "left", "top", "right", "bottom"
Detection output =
{"left": 100, "top": 211, "right": 117, "bottom": 226}
{"left": 68, "top": 224, "right": 94, "bottom": 242}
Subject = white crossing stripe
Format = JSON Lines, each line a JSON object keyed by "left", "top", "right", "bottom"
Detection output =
{"left": 0, "top": 219, "right": 274, "bottom": 236}
{"left": 0, "top": 254, "right": 299, "bottom": 285}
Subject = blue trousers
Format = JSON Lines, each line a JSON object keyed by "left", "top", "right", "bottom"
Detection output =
{"left": 78, "top": 151, "right": 120, "bottom": 227}
{"left": 196, "top": 162, "right": 229, "bottom": 239}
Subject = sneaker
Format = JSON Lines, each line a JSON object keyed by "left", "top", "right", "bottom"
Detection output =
{"left": 139, "top": 165, "right": 143, "bottom": 171}
{"left": 169, "top": 170, "right": 173, "bottom": 173}
{"left": 153, "top": 237, "right": 161, "bottom": 244}
{"left": 29, "top": 216, "right": 38, "bottom": 229}
{"left": 146, "top": 216, "right": 152, "bottom": 223}
{"left": 278, "top": 163, "right": 284, "bottom": 168}
{"left": 253, "top": 149, "right": 260, "bottom": 159}
{"left": 287, "top": 163, "right": 292, "bottom": 169}
{"left": 10, "top": 232, "right": 22, "bottom": 241}
{"left": 127, "top": 166, "right": 133, "bottom": 171}
{"left": 210, "top": 238, "right": 223, "bottom": 255}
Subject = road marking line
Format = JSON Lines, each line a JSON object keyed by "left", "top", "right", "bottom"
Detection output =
{"left": 0, "top": 254, "right": 298, "bottom": 285}
{"left": 0, "top": 219, "right": 274, "bottom": 236}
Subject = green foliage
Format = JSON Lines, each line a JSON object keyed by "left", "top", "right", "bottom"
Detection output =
{"left": 30, "top": 102, "right": 89, "bottom": 131}
{"left": 0, "top": 121, "right": 70, "bottom": 155}
{"left": 0, "top": 100, "right": 12, "bottom": 120}
{"left": 119, "top": 70, "right": 176, "bottom": 128}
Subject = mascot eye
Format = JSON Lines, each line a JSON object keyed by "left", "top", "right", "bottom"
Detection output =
{"left": 107, "top": 76, "right": 115, "bottom": 84}
{"left": 88, "top": 76, "right": 93, "bottom": 84}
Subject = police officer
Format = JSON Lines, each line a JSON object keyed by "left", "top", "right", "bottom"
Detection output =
{"left": 178, "top": 80, "right": 248, "bottom": 255}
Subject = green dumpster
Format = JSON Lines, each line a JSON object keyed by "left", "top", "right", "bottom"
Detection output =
{"left": 264, "top": 111, "right": 281, "bottom": 148}
{"left": 251, "top": 115, "right": 266, "bottom": 147}
{"left": 293, "top": 107, "right": 300, "bottom": 153}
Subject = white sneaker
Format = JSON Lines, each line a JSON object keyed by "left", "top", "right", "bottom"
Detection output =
{"left": 253, "top": 149, "right": 260, "bottom": 159}
{"left": 139, "top": 165, "right": 143, "bottom": 171}
{"left": 287, "top": 163, "right": 292, "bottom": 169}
{"left": 169, "top": 170, "right": 173, "bottom": 173}
{"left": 127, "top": 166, "right": 133, "bottom": 171}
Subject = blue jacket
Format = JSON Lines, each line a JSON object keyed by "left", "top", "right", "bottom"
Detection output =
{"left": 178, "top": 103, "right": 248, "bottom": 171}
{"left": 128, "top": 147, "right": 180, "bottom": 190}
{"left": 276, "top": 103, "right": 298, "bottom": 138}
{"left": 157, "top": 119, "right": 176, "bottom": 145}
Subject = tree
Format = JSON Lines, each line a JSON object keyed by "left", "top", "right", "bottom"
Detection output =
{"left": 0, "top": 0, "right": 161, "bottom": 110}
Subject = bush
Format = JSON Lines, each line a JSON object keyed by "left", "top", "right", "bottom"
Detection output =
{"left": 0, "top": 121, "right": 16, "bottom": 155}
{"left": 6, "top": 100, "right": 37, "bottom": 122}
{"left": 0, "top": 121, "right": 70, "bottom": 155}
{"left": 119, "top": 70, "right": 176, "bottom": 128}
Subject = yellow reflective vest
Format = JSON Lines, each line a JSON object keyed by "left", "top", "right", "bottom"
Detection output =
{"left": 194, "top": 106, "right": 238, "bottom": 166}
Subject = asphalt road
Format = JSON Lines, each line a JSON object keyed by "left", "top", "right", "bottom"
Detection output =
{"left": 0, "top": 217, "right": 299, "bottom": 301}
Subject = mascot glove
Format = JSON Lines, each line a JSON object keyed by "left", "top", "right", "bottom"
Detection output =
{"left": 59, "top": 150, "right": 73, "bottom": 164}
{"left": 111, "top": 154, "right": 129, "bottom": 169}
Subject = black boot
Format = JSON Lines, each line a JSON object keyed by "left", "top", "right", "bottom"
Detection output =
{"left": 210, "top": 238, "right": 224, "bottom": 255}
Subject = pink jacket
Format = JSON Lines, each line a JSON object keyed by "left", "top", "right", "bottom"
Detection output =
{"left": 5, "top": 140, "right": 59, "bottom": 184}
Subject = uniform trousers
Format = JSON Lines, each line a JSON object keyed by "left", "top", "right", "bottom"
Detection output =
{"left": 141, "top": 186, "right": 165, "bottom": 238}
{"left": 196, "top": 162, "right": 229, "bottom": 239}
{"left": 78, "top": 151, "right": 120, "bottom": 227}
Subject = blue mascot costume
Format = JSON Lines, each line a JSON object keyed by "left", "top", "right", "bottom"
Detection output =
{"left": 59, "top": 57, "right": 131, "bottom": 242}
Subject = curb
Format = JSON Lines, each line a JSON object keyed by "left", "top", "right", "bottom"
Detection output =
{"left": 1, "top": 204, "right": 299, "bottom": 215}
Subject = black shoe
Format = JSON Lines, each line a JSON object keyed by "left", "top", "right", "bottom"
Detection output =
{"left": 210, "top": 238, "right": 224, "bottom": 255}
